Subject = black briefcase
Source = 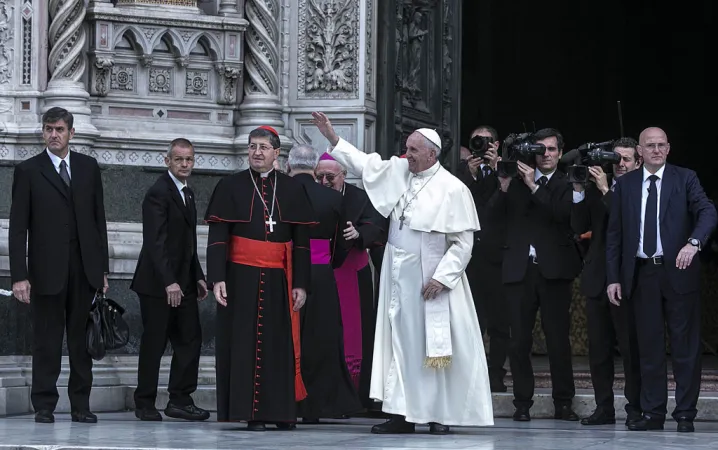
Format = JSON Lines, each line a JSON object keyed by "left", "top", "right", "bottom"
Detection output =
{"left": 86, "top": 291, "right": 130, "bottom": 361}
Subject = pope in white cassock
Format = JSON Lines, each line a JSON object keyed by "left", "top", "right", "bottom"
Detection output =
{"left": 312, "top": 112, "right": 493, "bottom": 435}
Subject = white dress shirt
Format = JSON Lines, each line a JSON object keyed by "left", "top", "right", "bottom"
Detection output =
{"left": 571, "top": 178, "right": 616, "bottom": 204}
{"left": 46, "top": 148, "right": 71, "bottom": 179}
{"left": 529, "top": 168, "right": 556, "bottom": 258}
{"left": 168, "top": 170, "right": 187, "bottom": 205}
{"left": 637, "top": 165, "right": 665, "bottom": 258}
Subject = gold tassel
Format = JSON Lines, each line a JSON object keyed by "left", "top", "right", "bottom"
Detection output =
{"left": 424, "top": 356, "right": 452, "bottom": 369}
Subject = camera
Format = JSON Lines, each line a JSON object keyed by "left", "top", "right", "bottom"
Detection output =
{"left": 496, "top": 132, "right": 547, "bottom": 178}
{"left": 469, "top": 135, "right": 491, "bottom": 159}
{"left": 562, "top": 140, "right": 621, "bottom": 183}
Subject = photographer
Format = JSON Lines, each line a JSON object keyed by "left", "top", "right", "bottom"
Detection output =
{"left": 487, "top": 128, "right": 580, "bottom": 422}
{"left": 571, "top": 137, "right": 642, "bottom": 427}
{"left": 461, "top": 126, "right": 509, "bottom": 392}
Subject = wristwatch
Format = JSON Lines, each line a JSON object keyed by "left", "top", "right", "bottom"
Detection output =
{"left": 688, "top": 238, "right": 701, "bottom": 250}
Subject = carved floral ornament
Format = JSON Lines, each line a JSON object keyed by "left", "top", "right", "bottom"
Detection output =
{"left": 0, "top": 1, "right": 14, "bottom": 85}
{"left": 300, "top": 0, "right": 359, "bottom": 97}
{"left": 116, "top": 0, "right": 197, "bottom": 6}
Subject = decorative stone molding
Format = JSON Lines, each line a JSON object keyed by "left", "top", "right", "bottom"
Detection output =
{"left": 365, "top": 0, "right": 373, "bottom": 99}
{"left": 186, "top": 70, "right": 208, "bottom": 96}
{"left": 149, "top": 67, "right": 172, "bottom": 93}
{"left": 0, "top": 220, "right": 208, "bottom": 280}
{"left": 48, "top": 0, "right": 87, "bottom": 83}
{"left": 243, "top": 0, "right": 279, "bottom": 97}
{"left": 20, "top": 0, "right": 32, "bottom": 85}
{"left": 0, "top": 0, "right": 14, "bottom": 85}
{"left": 117, "top": 0, "right": 197, "bottom": 5}
{"left": 111, "top": 64, "right": 135, "bottom": 91}
{"left": 0, "top": 144, "right": 247, "bottom": 171}
{"left": 214, "top": 63, "right": 242, "bottom": 105}
{"left": 297, "top": 0, "right": 359, "bottom": 99}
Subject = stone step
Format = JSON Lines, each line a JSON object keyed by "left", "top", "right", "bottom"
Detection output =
{"left": 508, "top": 370, "right": 718, "bottom": 391}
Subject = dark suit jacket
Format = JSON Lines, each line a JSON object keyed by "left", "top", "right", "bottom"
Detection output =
{"left": 293, "top": 173, "right": 343, "bottom": 244}
{"left": 606, "top": 164, "right": 717, "bottom": 298}
{"left": 131, "top": 172, "right": 205, "bottom": 298}
{"left": 9, "top": 150, "right": 109, "bottom": 295}
{"left": 488, "top": 170, "right": 582, "bottom": 284}
{"left": 460, "top": 161, "right": 505, "bottom": 264}
{"left": 333, "top": 182, "right": 388, "bottom": 269}
{"left": 571, "top": 184, "right": 614, "bottom": 298}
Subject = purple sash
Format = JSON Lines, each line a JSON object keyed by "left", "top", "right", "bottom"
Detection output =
{"left": 310, "top": 239, "right": 331, "bottom": 265}
{"left": 334, "top": 248, "right": 369, "bottom": 387}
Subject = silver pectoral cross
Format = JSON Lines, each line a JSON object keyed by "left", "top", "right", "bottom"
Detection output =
{"left": 399, "top": 215, "right": 405, "bottom": 230}
{"left": 266, "top": 216, "right": 276, "bottom": 233}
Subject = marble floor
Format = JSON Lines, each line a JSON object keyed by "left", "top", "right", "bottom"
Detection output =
{"left": 0, "top": 413, "right": 717, "bottom": 449}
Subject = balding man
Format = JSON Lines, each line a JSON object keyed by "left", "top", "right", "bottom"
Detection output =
{"left": 607, "top": 127, "right": 717, "bottom": 432}
{"left": 312, "top": 112, "right": 493, "bottom": 434}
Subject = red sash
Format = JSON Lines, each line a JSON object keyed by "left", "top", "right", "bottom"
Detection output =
{"left": 228, "top": 236, "right": 307, "bottom": 401}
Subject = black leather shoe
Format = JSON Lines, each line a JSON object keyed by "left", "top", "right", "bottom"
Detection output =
{"left": 135, "top": 408, "right": 163, "bottom": 421}
{"left": 301, "top": 418, "right": 320, "bottom": 424}
{"left": 554, "top": 405, "right": 579, "bottom": 421}
{"left": 276, "top": 422, "right": 296, "bottom": 430}
{"left": 581, "top": 409, "right": 616, "bottom": 425}
{"left": 625, "top": 410, "right": 643, "bottom": 426}
{"left": 513, "top": 407, "right": 531, "bottom": 422}
{"left": 429, "top": 422, "right": 450, "bottom": 434}
{"left": 628, "top": 416, "right": 664, "bottom": 431}
{"left": 677, "top": 418, "right": 695, "bottom": 433}
{"left": 34, "top": 410, "right": 55, "bottom": 424}
{"left": 164, "top": 403, "right": 210, "bottom": 421}
{"left": 247, "top": 421, "right": 266, "bottom": 431}
{"left": 71, "top": 410, "right": 98, "bottom": 423}
{"left": 371, "top": 417, "right": 415, "bottom": 434}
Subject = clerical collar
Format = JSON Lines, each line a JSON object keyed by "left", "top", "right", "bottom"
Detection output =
{"left": 251, "top": 168, "right": 274, "bottom": 178}
{"left": 413, "top": 161, "right": 441, "bottom": 178}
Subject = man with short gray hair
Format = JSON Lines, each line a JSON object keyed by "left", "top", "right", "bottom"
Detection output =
{"left": 287, "top": 144, "right": 362, "bottom": 422}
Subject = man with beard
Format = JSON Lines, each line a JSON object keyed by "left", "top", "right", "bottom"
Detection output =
{"left": 571, "top": 138, "right": 643, "bottom": 427}
{"left": 315, "top": 152, "right": 388, "bottom": 411}
{"left": 205, "top": 126, "right": 315, "bottom": 431}
{"left": 287, "top": 144, "right": 362, "bottom": 422}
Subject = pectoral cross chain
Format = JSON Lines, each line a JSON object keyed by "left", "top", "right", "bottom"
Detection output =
{"left": 266, "top": 216, "right": 276, "bottom": 233}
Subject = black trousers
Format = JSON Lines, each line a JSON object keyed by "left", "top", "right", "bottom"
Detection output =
{"left": 504, "top": 262, "right": 575, "bottom": 408}
{"left": 134, "top": 293, "right": 202, "bottom": 411}
{"left": 586, "top": 293, "right": 642, "bottom": 415}
{"left": 467, "top": 255, "right": 510, "bottom": 382}
{"left": 31, "top": 240, "right": 95, "bottom": 412}
{"left": 631, "top": 262, "right": 702, "bottom": 421}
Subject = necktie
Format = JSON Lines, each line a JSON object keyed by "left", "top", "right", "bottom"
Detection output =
{"left": 643, "top": 175, "right": 659, "bottom": 257}
{"left": 538, "top": 176, "right": 548, "bottom": 187}
{"left": 59, "top": 160, "right": 71, "bottom": 187}
{"left": 482, "top": 166, "right": 491, "bottom": 177}
{"left": 182, "top": 186, "right": 194, "bottom": 215}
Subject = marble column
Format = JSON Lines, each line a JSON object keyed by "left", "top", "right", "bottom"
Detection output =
{"left": 218, "top": 0, "right": 239, "bottom": 15}
{"left": 235, "top": 0, "right": 287, "bottom": 145}
{"left": 44, "top": 0, "right": 98, "bottom": 138}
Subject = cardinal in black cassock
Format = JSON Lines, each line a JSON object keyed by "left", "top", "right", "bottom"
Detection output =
{"left": 205, "top": 126, "right": 316, "bottom": 431}
{"left": 316, "top": 152, "right": 389, "bottom": 411}
{"left": 287, "top": 145, "right": 362, "bottom": 422}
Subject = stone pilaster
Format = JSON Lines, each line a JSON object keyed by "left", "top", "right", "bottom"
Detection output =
{"left": 235, "top": 0, "right": 289, "bottom": 147}
{"left": 44, "top": 0, "right": 99, "bottom": 139}
{"left": 283, "top": 0, "right": 376, "bottom": 179}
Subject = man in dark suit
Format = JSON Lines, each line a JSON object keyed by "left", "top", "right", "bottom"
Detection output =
{"left": 9, "top": 107, "right": 110, "bottom": 424}
{"left": 488, "top": 128, "right": 581, "bottom": 422}
{"left": 460, "top": 126, "right": 510, "bottom": 392}
{"left": 571, "top": 138, "right": 643, "bottom": 426}
{"left": 131, "top": 138, "right": 210, "bottom": 422}
{"left": 607, "top": 127, "right": 717, "bottom": 433}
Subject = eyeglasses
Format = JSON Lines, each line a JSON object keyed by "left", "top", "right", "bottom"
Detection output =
{"left": 316, "top": 172, "right": 342, "bottom": 182}
{"left": 641, "top": 143, "right": 669, "bottom": 151}
{"left": 248, "top": 144, "right": 275, "bottom": 152}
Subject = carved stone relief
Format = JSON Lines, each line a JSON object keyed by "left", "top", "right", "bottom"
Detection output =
{"left": 243, "top": 0, "right": 280, "bottom": 96}
{"left": 111, "top": 65, "right": 135, "bottom": 91}
{"left": 365, "top": 0, "right": 373, "bottom": 98}
{"left": 94, "top": 57, "right": 115, "bottom": 96}
{"left": 186, "top": 70, "right": 208, "bottom": 96}
{"left": 21, "top": 0, "right": 31, "bottom": 85}
{"left": 215, "top": 63, "right": 241, "bottom": 105}
{"left": 0, "top": 0, "right": 14, "bottom": 84}
{"left": 298, "top": 0, "right": 359, "bottom": 99}
{"left": 149, "top": 68, "right": 172, "bottom": 93}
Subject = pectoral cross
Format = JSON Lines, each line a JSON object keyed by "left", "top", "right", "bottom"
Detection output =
{"left": 266, "top": 216, "right": 276, "bottom": 233}
{"left": 399, "top": 215, "right": 405, "bottom": 230}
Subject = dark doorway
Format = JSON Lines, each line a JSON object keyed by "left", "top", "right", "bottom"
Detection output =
{"left": 461, "top": 0, "right": 716, "bottom": 195}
